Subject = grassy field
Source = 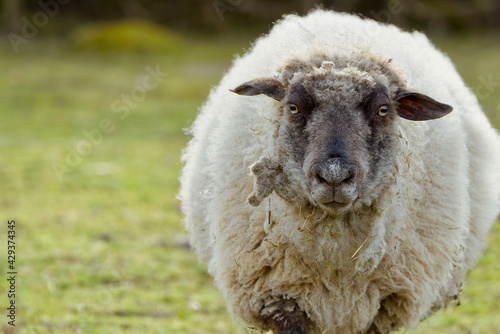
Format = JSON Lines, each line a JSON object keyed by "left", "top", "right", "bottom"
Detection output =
{"left": 0, "top": 31, "right": 499, "bottom": 334}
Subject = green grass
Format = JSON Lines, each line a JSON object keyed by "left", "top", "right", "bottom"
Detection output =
{"left": 0, "top": 32, "right": 499, "bottom": 334}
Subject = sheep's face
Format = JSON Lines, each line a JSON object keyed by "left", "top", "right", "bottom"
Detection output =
{"left": 283, "top": 68, "right": 395, "bottom": 215}
{"left": 232, "top": 61, "right": 452, "bottom": 215}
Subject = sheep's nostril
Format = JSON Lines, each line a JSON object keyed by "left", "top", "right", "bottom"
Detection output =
{"left": 343, "top": 171, "right": 354, "bottom": 183}
{"left": 316, "top": 173, "right": 327, "bottom": 184}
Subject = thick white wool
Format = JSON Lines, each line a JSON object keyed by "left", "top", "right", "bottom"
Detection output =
{"left": 179, "top": 9, "right": 500, "bottom": 334}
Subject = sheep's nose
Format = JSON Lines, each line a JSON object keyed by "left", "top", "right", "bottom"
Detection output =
{"left": 315, "top": 158, "right": 355, "bottom": 189}
{"left": 309, "top": 156, "right": 359, "bottom": 207}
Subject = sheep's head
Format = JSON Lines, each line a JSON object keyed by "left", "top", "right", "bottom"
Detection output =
{"left": 232, "top": 57, "right": 452, "bottom": 216}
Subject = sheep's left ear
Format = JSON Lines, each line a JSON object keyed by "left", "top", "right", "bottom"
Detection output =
{"left": 396, "top": 91, "right": 453, "bottom": 121}
{"left": 230, "top": 77, "right": 286, "bottom": 101}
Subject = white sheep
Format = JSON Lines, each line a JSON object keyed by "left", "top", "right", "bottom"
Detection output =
{"left": 179, "top": 9, "right": 500, "bottom": 334}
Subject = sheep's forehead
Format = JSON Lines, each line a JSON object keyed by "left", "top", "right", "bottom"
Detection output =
{"left": 302, "top": 66, "right": 377, "bottom": 107}
{"left": 280, "top": 53, "right": 403, "bottom": 107}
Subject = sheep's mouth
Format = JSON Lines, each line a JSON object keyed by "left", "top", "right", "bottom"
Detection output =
{"left": 309, "top": 177, "right": 359, "bottom": 214}
{"left": 316, "top": 200, "right": 354, "bottom": 215}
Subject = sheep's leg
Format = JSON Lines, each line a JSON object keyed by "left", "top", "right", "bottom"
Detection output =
{"left": 260, "top": 299, "right": 310, "bottom": 334}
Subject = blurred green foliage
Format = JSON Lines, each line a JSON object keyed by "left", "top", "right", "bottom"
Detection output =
{"left": 70, "top": 20, "right": 183, "bottom": 54}
{"left": 2, "top": 0, "right": 500, "bottom": 35}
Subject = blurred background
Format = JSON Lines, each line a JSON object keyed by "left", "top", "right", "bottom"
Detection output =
{"left": 4, "top": 0, "right": 500, "bottom": 33}
{"left": 0, "top": 1, "right": 499, "bottom": 333}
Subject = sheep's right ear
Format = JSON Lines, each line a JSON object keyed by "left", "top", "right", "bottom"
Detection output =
{"left": 230, "top": 77, "right": 286, "bottom": 101}
{"left": 396, "top": 91, "right": 453, "bottom": 121}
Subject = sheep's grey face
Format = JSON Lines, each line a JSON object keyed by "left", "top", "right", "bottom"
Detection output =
{"left": 232, "top": 64, "right": 452, "bottom": 215}
{"left": 278, "top": 71, "right": 399, "bottom": 215}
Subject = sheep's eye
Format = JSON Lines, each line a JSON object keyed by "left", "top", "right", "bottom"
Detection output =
{"left": 377, "top": 105, "right": 389, "bottom": 118}
{"left": 289, "top": 104, "right": 300, "bottom": 116}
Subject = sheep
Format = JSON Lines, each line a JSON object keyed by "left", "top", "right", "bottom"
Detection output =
{"left": 179, "top": 9, "right": 500, "bottom": 334}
